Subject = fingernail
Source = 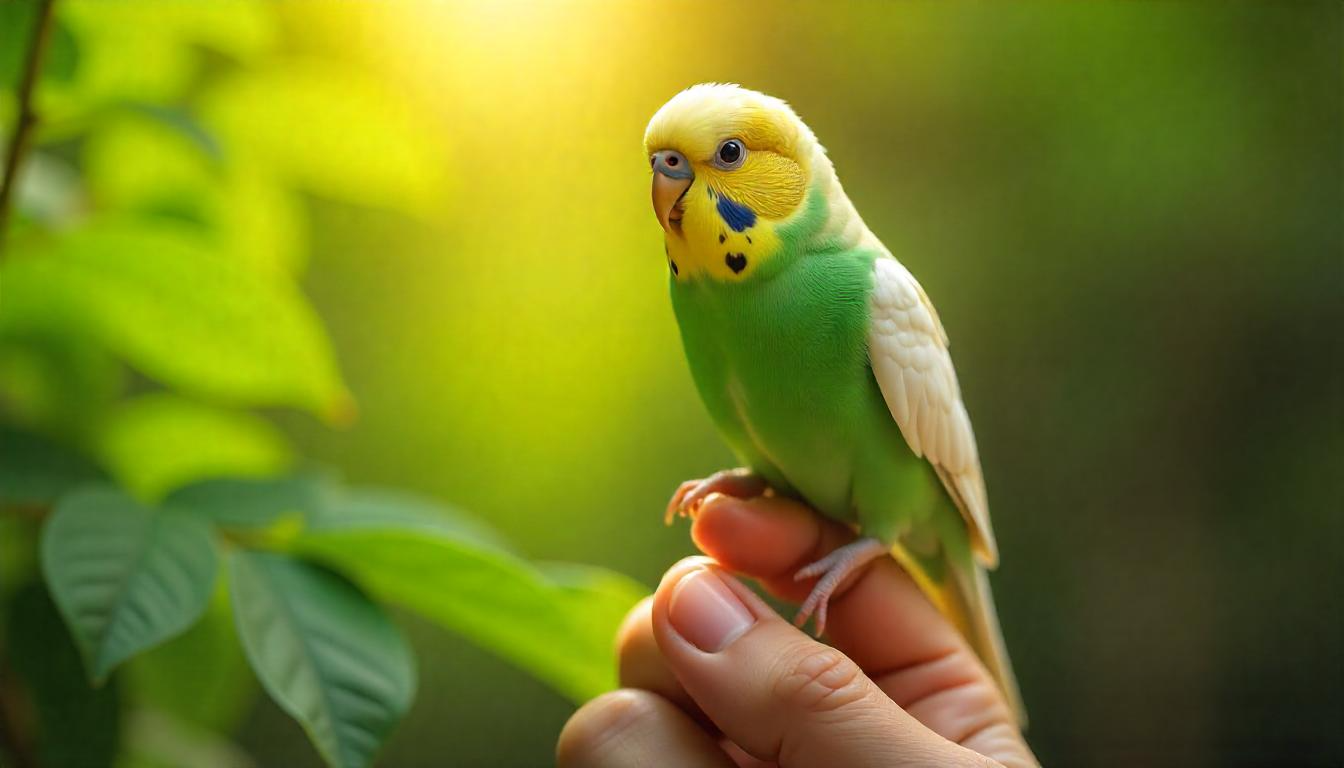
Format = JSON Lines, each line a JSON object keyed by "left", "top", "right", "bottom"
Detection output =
{"left": 668, "top": 568, "right": 755, "bottom": 652}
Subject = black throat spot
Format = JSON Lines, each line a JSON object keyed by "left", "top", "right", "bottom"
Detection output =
{"left": 725, "top": 252, "right": 747, "bottom": 274}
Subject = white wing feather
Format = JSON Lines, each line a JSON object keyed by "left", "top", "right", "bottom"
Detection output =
{"left": 868, "top": 257, "right": 998, "bottom": 566}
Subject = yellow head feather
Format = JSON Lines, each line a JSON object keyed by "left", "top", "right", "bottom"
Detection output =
{"left": 644, "top": 83, "right": 819, "bottom": 171}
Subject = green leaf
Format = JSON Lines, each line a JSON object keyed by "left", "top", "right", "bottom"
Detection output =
{"left": 538, "top": 560, "right": 655, "bottom": 676}
{"left": 95, "top": 393, "right": 292, "bottom": 500}
{"left": 0, "top": 220, "right": 351, "bottom": 418}
{"left": 34, "top": 0, "right": 274, "bottom": 127}
{"left": 41, "top": 5, "right": 191, "bottom": 124}
{"left": 311, "top": 488, "right": 510, "bottom": 551}
{"left": 63, "top": 0, "right": 276, "bottom": 64}
{"left": 0, "top": 426, "right": 105, "bottom": 505}
{"left": 83, "top": 112, "right": 308, "bottom": 276}
{"left": 167, "top": 474, "right": 507, "bottom": 552}
{"left": 167, "top": 470, "right": 334, "bottom": 531}
{"left": 295, "top": 496, "right": 647, "bottom": 703}
{"left": 6, "top": 583, "right": 120, "bottom": 768}
{"left": 229, "top": 551, "right": 415, "bottom": 768}
{"left": 0, "top": 334, "right": 122, "bottom": 442}
{"left": 0, "top": 2, "right": 78, "bottom": 90}
{"left": 82, "top": 111, "right": 219, "bottom": 223}
{"left": 216, "top": 166, "right": 308, "bottom": 276}
{"left": 201, "top": 61, "right": 449, "bottom": 215}
{"left": 41, "top": 486, "right": 218, "bottom": 682}
{"left": 127, "top": 102, "right": 225, "bottom": 160}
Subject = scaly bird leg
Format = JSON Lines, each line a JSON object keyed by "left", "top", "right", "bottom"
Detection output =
{"left": 665, "top": 468, "right": 768, "bottom": 525}
{"left": 793, "top": 537, "right": 888, "bottom": 636}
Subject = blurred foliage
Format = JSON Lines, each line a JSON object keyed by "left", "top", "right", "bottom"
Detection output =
{"left": 41, "top": 487, "right": 218, "bottom": 684}
{"left": 227, "top": 550, "right": 416, "bottom": 768}
{"left": 0, "top": 1, "right": 646, "bottom": 767}
{"left": 0, "top": 1, "right": 1340, "bottom": 767}
{"left": 6, "top": 583, "right": 120, "bottom": 768}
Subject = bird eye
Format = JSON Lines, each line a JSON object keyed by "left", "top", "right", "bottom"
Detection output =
{"left": 714, "top": 139, "right": 746, "bottom": 170}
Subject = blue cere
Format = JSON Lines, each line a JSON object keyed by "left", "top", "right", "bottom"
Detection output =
{"left": 716, "top": 194, "right": 756, "bottom": 232}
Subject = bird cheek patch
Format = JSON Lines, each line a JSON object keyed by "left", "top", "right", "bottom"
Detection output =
{"left": 729, "top": 153, "right": 806, "bottom": 221}
{"left": 716, "top": 194, "right": 757, "bottom": 232}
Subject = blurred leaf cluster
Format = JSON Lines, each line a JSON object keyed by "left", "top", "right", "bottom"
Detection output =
{"left": 0, "top": 3, "right": 644, "bottom": 767}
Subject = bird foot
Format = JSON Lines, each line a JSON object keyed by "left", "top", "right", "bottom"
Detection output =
{"left": 792, "top": 538, "right": 887, "bottom": 636}
{"left": 665, "top": 468, "right": 768, "bottom": 525}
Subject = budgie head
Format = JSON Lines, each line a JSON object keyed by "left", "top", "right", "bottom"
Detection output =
{"left": 645, "top": 83, "right": 836, "bottom": 281}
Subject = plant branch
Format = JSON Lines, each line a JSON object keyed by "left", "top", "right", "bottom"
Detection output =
{"left": 0, "top": 655, "right": 38, "bottom": 768}
{"left": 0, "top": 0, "right": 58, "bottom": 256}
{"left": 0, "top": 504, "right": 50, "bottom": 521}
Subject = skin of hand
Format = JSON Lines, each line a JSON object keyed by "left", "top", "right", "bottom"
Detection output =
{"left": 557, "top": 493, "right": 1038, "bottom": 768}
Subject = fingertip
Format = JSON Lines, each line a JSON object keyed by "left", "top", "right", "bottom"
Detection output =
{"left": 617, "top": 596, "right": 707, "bottom": 721}
{"left": 651, "top": 559, "right": 785, "bottom": 663}
{"left": 556, "top": 690, "right": 652, "bottom": 766}
{"left": 651, "top": 557, "right": 720, "bottom": 649}
{"left": 650, "top": 566, "right": 922, "bottom": 765}
{"left": 616, "top": 598, "right": 657, "bottom": 686}
{"left": 557, "top": 689, "right": 736, "bottom": 768}
{"left": 616, "top": 596, "right": 654, "bottom": 652}
{"left": 690, "top": 495, "right": 832, "bottom": 579}
{"left": 655, "top": 556, "right": 717, "bottom": 598}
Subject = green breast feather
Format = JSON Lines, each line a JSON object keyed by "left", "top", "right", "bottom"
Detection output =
{"left": 669, "top": 188, "right": 961, "bottom": 554}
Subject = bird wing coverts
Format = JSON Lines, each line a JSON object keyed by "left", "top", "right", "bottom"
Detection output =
{"left": 866, "top": 257, "right": 999, "bottom": 566}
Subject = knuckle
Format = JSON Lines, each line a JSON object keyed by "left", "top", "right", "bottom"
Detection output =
{"left": 555, "top": 690, "right": 659, "bottom": 766}
{"left": 772, "top": 645, "right": 870, "bottom": 714}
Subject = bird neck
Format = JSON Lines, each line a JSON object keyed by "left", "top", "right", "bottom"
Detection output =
{"left": 781, "top": 144, "right": 878, "bottom": 257}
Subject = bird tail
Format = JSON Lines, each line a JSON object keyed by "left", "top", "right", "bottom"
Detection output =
{"left": 889, "top": 542, "right": 1028, "bottom": 727}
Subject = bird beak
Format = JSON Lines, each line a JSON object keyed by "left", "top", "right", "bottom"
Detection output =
{"left": 652, "top": 172, "right": 692, "bottom": 234}
{"left": 651, "top": 151, "right": 693, "bottom": 235}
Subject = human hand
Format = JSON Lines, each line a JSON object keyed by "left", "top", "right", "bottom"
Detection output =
{"left": 557, "top": 493, "right": 1038, "bottom": 767}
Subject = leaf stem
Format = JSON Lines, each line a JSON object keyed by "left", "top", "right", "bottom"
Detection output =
{"left": 0, "top": 0, "right": 58, "bottom": 257}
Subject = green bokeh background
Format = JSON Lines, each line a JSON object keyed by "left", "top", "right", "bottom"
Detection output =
{"left": 5, "top": 1, "right": 1343, "bottom": 766}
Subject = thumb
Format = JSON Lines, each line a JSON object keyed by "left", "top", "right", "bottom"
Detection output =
{"left": 651, "top": 558, "right": 997, "bottom": 767}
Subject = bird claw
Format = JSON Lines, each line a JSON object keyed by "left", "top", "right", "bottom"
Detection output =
{"left": 791, "top": 538, "right": 887, "bottom": 637}
{"left": 664, "top": 468, "right": 767, "bottom": 525}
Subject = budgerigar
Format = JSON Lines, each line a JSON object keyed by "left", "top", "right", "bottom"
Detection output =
{"left": 646, "top": 83, "right": 1024, "bottom": 721}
